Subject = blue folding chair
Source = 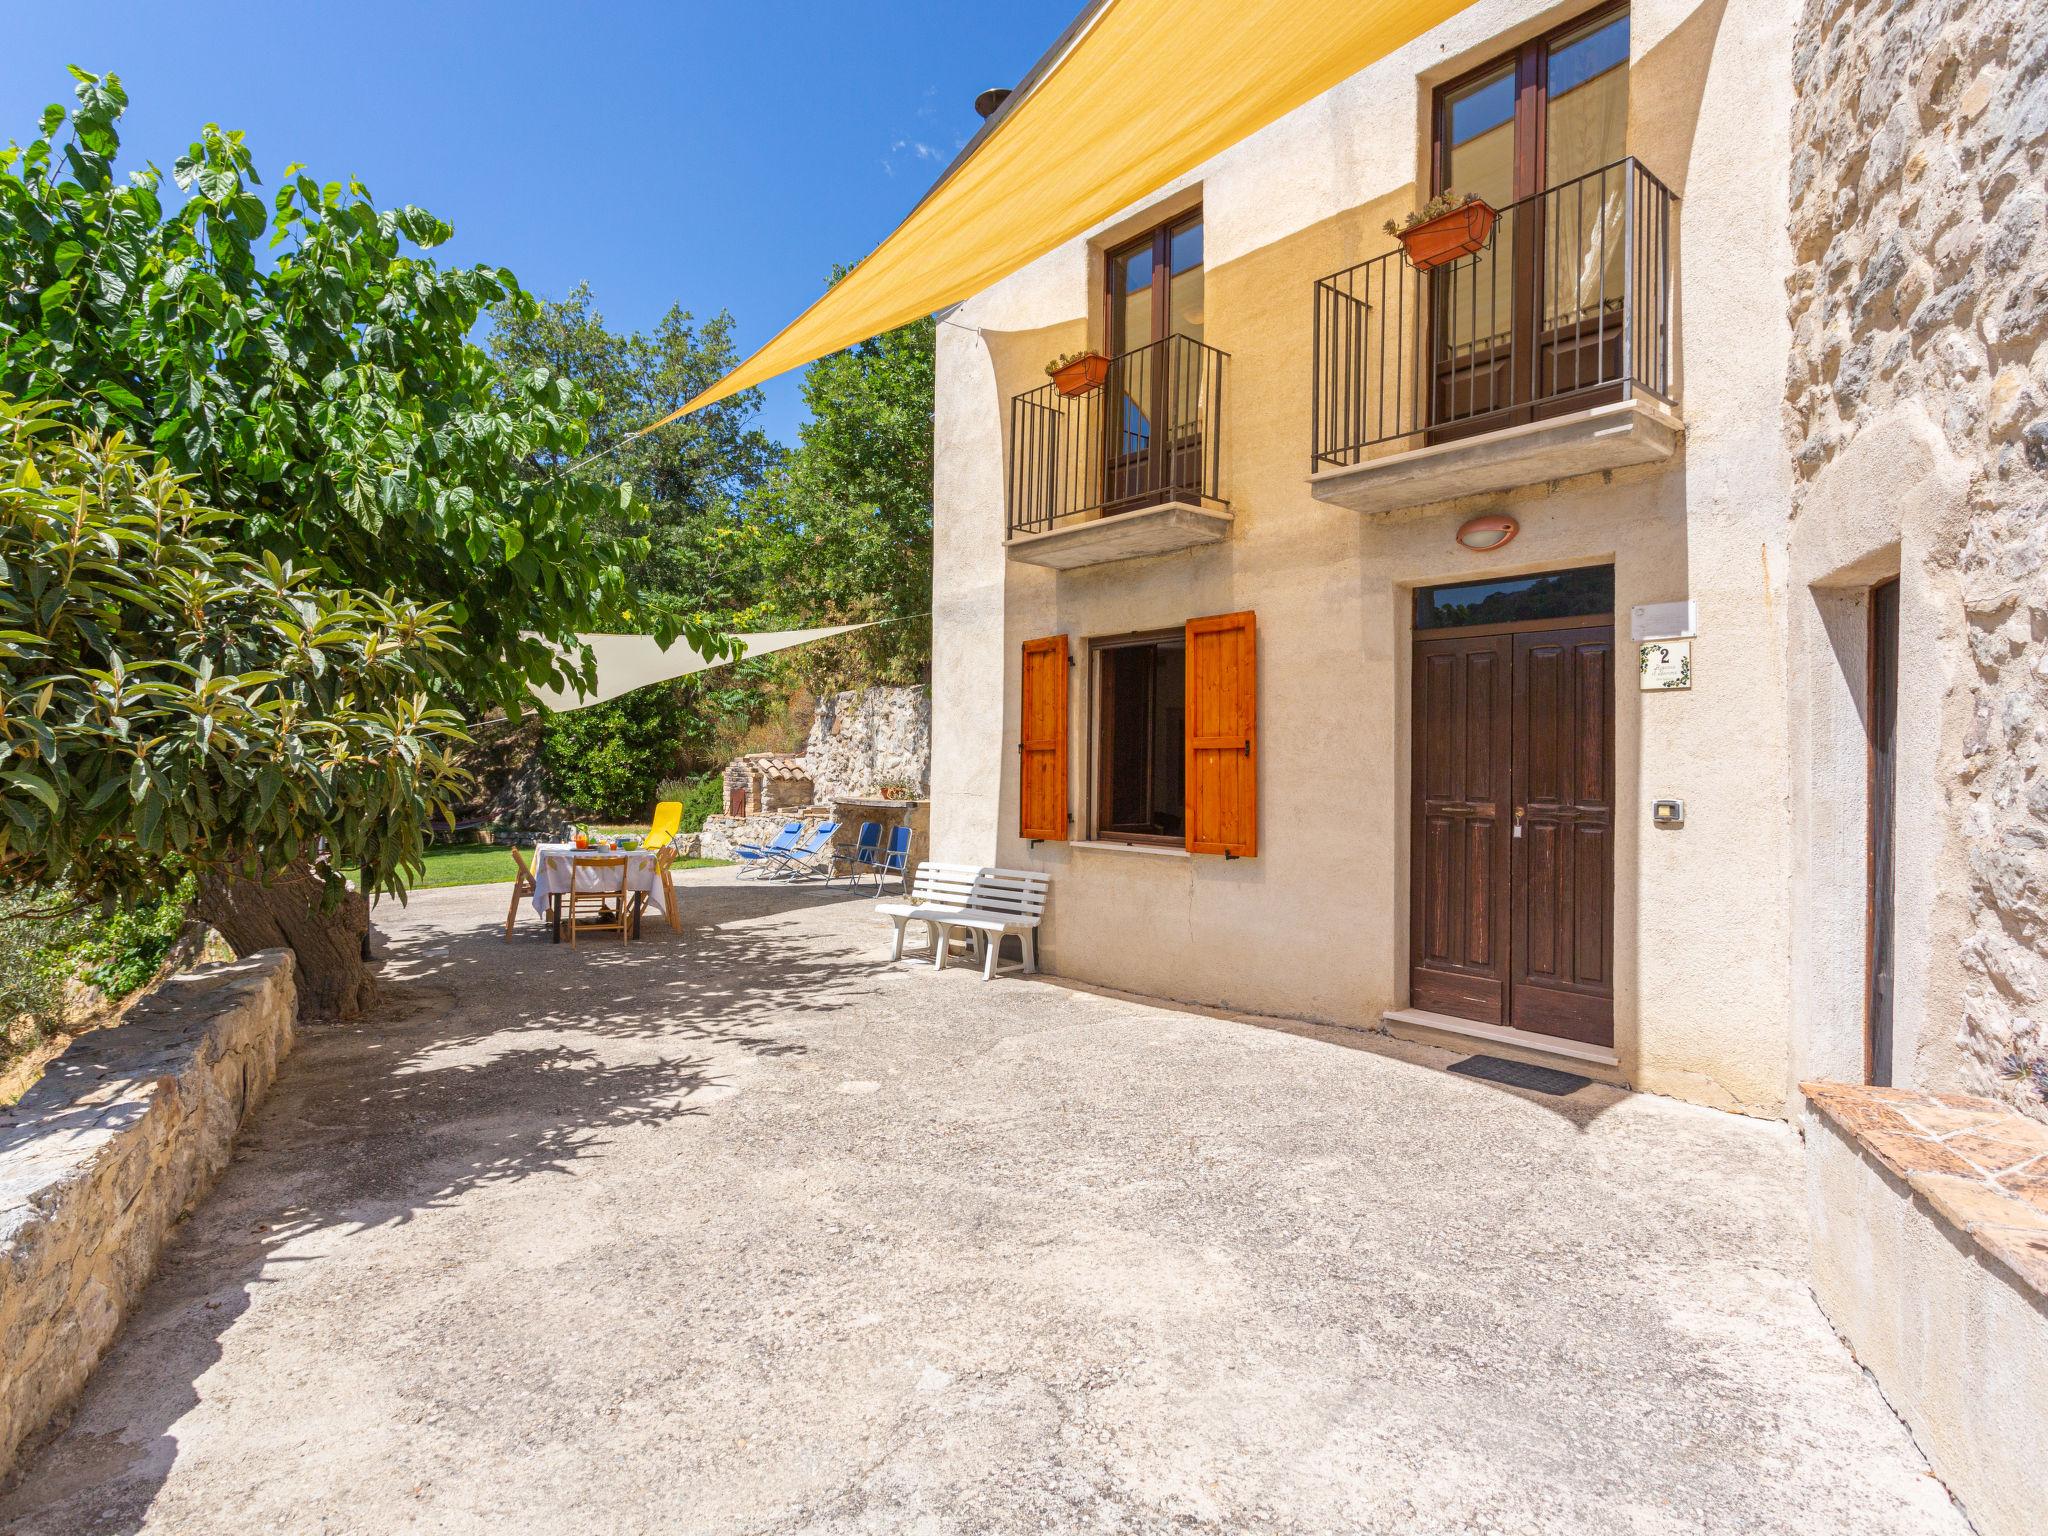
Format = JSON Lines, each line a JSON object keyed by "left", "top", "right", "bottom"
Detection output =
{"left": 766, "top": 820, "right": 839, "bottom": 880}
{"left": 837, "top": 822, "right": 882, "bottom": 885}
{"left": 865, "top": 824, "right": 911, "bottom": 894}
{"left": 732, "top": 820, "right": 802, "bottom": 877}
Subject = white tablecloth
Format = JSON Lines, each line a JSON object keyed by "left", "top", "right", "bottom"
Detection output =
{"left": 530, "top": 846, "right": 667, "bottom": 918}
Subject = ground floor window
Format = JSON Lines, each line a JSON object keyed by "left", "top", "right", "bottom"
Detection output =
{"left": 1091, "top": 632, "right": 1186, "bottom": 843}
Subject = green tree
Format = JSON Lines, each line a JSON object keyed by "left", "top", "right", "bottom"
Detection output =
{"left": 0, "top": 71, "right": 651, "bottom": 712}
{"left": 0, "top": 401, "right": 467, "bottom": 1016}
{"left": 0, "top": 70, "right": 717, "bottom": 1001}
{"left": 490, "top": 287, "right": 785, "bottom": 803}
{"left": 748, "top": 305, "right": 935, "bottom": 686}
{"left": 488, "top": 283, "right": 779, "bottom": 622}
{"left": 535, "top": 689, "right": 695, "bottom": 823}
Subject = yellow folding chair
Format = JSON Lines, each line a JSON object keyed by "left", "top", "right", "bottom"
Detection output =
{"left": 645, "top": 800, "right": 683, "bottom": 850}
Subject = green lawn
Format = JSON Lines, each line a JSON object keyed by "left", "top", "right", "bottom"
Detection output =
{"left": 348, "top": 842, "right": 728, "bottom": 891}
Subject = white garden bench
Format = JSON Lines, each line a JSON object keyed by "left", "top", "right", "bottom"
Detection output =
{"left": 877, "top": 861, "right": 1051, "bottom": 980}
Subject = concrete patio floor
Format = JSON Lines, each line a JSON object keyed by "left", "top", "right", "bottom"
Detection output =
{"left": 0, "top": 870, "right": 1967, "bottom": 1535}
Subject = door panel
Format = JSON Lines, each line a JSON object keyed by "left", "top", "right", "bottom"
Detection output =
{"left": 1509, "top": 625, "right": 1615, "bottom": 1044}
{"left": 1410, "top": 633, "right": 1514, "bottom": 1022}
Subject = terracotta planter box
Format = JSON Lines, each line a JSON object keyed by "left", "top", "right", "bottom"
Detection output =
{"left": 1050, "top": 353, "right": 1111, "bottom": 397}
{"left": 1397, "top": 200, "right": 1497, "bottom": 272}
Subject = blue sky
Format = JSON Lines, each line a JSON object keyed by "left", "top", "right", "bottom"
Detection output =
{"left": 2, "top": 0, "right": 1078, "bottom": 445}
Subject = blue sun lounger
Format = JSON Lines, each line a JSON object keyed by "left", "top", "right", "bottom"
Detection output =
{"left": 732, "top": 820, "right": 802, "bottom": 877}
{"left": 765, "top": 820, "right": 839, "bottom": 880}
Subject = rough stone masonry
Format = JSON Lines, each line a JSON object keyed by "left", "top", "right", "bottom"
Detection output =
{"left": 803, "top": 684, "right": 931, "bottom": 802}
{"left": 1785, "top": 0, "right": 2048, "bottom": 1116}
{"left": 0, "top": 952, "right": 297, "bottom": 1477}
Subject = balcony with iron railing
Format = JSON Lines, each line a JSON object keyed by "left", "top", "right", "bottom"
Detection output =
{"left": 1309, "top": 158, "right": 1682, "bottom": 514}
{"left": 1004, "top": 333, "right": 1231, "bottom": 569}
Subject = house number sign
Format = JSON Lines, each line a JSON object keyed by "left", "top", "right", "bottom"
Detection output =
{"left": 1639, "top": 638, "right": 1693, "bottom": 691}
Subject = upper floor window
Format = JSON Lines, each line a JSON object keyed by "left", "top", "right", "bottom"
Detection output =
{"left": 1107, "top": 212, "right": 1204, "bottom": 357}
{"left": 1434, "top": 4, "right": 1629, "bottom": 206}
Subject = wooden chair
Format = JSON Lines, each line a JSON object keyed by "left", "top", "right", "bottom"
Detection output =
{"left": 504, "top": 846, "right": 538, "bottom": 940}
{"left": 653, "top": 842, "right": 682, "bottom": 933}
{"left": 564, "top": 855, "right": 630, "bottom": 947}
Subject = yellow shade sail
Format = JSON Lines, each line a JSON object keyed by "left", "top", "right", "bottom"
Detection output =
{"left": 663, "top": 0, "right": 1474, "bottom": 425}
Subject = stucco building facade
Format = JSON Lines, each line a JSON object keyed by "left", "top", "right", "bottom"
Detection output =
{"left": 929, "top": 0, "right": 2043, "bottom": 1123}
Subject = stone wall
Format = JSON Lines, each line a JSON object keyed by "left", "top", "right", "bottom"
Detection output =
{"left": 804, "top": 686, "right": 930, "bottom": 802}
{"left": 0, "top": 951, "right": 297, "bottom": 1476}
{"left": 1785, "top": 0, "right": 2047, "bottom": 1116}
{"left": 695, "top": 812, "right": 825, "bottom": 863}
{"left": 458, "top": 715, "right": 569, "bottom": 841}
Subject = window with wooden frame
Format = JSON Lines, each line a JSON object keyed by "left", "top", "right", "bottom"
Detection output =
{"left": 1079, "top": 611, "right": 1257, "bottom": 856}
{"left": 1100, "top": 211, "right": 1209, "bottom": 512}
{"left": 1105, "top": 210, "right": 1204, "bottom": 357}
{"left": 1090, "top": 631, "right": 1187, "bottom": 845}
{"left": 1429, "top": 4, "right": 1631, "bottom": 433}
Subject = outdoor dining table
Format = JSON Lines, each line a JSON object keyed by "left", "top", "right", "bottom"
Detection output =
{"left": 530, "top": 844, "right": 668, "bottom": 941}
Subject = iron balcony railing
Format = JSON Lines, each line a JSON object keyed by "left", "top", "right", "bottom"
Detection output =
{"left": 1008, "top": 332, "right": 1228, "bottom": 539}
{"left": 1312, "top": 157, "right": 1676, "bottom": 471}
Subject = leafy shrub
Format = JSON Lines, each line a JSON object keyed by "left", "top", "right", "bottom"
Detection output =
{"left": 0, "top": 399, "right": 471, "bottom": 907}
{"left": 72, "top": 872, "right": 195, "bottom": 1000}
{"left": 538, "top": 683, "right": 692, "bottom": 821}
{"left": 651, "top": 773, "right": 723, "bottom": 832}
{"left": 678, "top": 774, "right": 724, "bottom": 833}
{"left": 0, "top": 890, "right": 87, "bottom": 1065}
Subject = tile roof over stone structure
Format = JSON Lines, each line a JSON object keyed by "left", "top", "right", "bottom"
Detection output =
{"left": 722, "top": 753, "right": 817, "bottom": 818}
{"left": 738, "top": 754, "right": 809, "bottom": 781}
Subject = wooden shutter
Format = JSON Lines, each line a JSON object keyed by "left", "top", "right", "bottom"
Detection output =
{"left": 1184, "top": 611, "right": 1257, "bottom": 856}
{"left": 1019, "top": 635, "right": 1069, "bottom": 841}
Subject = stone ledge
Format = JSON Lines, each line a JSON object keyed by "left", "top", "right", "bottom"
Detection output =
{"left": 1004, "top": 501, "right": 1233, "bottom": 569}
{"left": 0, "top": 949, "right": 296, "bottom": 1478}
{"left": 1306, "top": 397, "right": 1682, "bottom": 515}
{"left": 1800, "top": 1080, "right": 2048, "bottom": 1296}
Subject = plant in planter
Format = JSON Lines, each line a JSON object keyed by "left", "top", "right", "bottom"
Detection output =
{"left": 876, "top": 777, "right": 918, "bottom": 802}
{"left": 1045, "top": 350, "right": 1111, "bottom": 397}
{"left": 1385, "top": 189, "right": 1497, "bottom": 272}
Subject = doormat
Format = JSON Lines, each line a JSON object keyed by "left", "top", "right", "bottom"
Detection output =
{"left": 1447, "top": 1054, "right": 1591, "bottom": 1096}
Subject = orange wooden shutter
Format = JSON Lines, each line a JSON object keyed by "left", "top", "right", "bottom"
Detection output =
{"left": 1185, "top": 611, "right": 1257, "bottom": 857}
{"left": 1019, "top": 635, "right": 1070, "bottom": 841}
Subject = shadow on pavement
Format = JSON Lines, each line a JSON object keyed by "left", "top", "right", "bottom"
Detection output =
{"left": 0, "top": 875, "right": 876, "bottom": 1534}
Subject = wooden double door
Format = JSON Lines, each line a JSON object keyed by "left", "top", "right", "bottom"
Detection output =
{"left": 1410, "top": 617, "right": 1616, "bottom": 1047}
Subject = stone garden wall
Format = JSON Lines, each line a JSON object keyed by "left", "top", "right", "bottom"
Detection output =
{"left": 0, "top": 951, "right": 297, "bottom": 1476}
{"left": 804, "top": 685, "right": 931, "bottom": 802}
{"left": 696, "top": 812, "right": 810, "bottom": 863}
{"left": 1785, "top": 0, "right": 2047, "bottom": 1116}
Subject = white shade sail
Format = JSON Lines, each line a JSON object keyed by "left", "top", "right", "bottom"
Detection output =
{"left": 535, "top": 623, "right": 877, "bottom": 712}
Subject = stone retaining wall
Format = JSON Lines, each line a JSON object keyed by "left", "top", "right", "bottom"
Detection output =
{"left": 0, "top": 950, "right": 297, "bottom": 1477}
{"left": 695, "top": 811, "right": 818, "bottom": 863}
{"left": 804, "top": 685, "right": 930, "bottom": 802}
